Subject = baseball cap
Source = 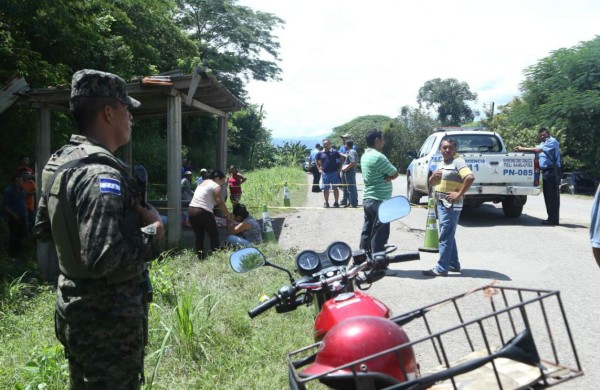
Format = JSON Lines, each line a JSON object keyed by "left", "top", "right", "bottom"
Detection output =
{"left": 71, "top": 69, "right": 141, "bottom": 108}
{"left": 184, "top": 171, "right": 192, "bottom": 175}
{"left": 342, "top": 133, "right": 351, "bottom": 138}
{"left": 200, "top": 168, "right": 208, "bottom": 173}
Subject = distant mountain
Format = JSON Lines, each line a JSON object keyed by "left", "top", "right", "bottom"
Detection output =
{"left": 271, "top": 135, "right": 328, "bottom": 149}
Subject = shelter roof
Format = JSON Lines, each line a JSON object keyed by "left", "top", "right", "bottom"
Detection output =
{"left": 15, "top": 68, "right": 244, "bottom": 118}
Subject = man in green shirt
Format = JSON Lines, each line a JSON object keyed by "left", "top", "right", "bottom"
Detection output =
{"left": 359, "top": 129, "right": 399, "bottom": 253}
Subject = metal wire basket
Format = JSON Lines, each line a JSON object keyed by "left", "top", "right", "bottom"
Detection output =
{"left": 288, "top": 284, "right": 584, "bottom": 390}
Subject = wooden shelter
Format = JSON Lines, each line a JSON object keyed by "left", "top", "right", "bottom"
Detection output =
{"left": 17, "top": 67, "right": 243, "bottom": 247}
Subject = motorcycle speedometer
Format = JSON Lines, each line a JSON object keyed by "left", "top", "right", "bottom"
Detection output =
{"left": 296, "top": 250, "right": 320, "bottom": 272}
{"left": 327, "top": 242, "right": 352, "bottom": 265}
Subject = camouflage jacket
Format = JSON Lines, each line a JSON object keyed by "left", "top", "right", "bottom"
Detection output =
{"left": 35, "top": 135, "right": 151, "bottom": 292}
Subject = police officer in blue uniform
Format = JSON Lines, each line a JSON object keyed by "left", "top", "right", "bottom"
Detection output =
{"left": 515, "top": 128, "right": 561, "bottom": 225}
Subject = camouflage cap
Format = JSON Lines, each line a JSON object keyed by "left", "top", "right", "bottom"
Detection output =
{"left": 71, "top": 69, "right": 141, "bottom": 108}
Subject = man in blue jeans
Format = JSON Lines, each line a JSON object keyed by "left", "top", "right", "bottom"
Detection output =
{"left": 359, "top": 130, "right": 399, "bottom": 253}
{"left": 341, "top": 140, "right": 359, "bottom": 208}
{"left": 423, "top": 138, "right": 474, "bottom": 277}
{"left": 316, "top": 138, "right": 343, "bottom": 208}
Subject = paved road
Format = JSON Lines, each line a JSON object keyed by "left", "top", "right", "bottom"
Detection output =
{"left": 277, "top": 173, "right": 597, "bottom": 389}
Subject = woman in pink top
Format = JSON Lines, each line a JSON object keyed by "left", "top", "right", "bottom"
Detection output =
{"left": 188, "top": 170, "right": 231, "bottom": 260}
{"left": 228, "top": 165, "right": 247, "bottom": 205}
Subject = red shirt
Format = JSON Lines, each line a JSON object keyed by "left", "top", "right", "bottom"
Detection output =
{"left": 229, "top": 175, "right": 243, "bottom": 195}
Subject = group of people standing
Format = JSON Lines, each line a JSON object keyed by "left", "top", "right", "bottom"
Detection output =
{"left": 309, "top": 134, "right": 359, "bottom": 208}
{"left": 186, "top": 165, "right": 261, "bottom": 260}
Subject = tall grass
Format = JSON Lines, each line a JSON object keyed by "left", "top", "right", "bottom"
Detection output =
{"left": 0, "top": 166, "right": 315, "bottom": 389}
{"left": 241, "top": 166, "right": 308, "bottom": 214}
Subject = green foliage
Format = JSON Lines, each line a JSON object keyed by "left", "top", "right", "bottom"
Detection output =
{"left": 20, "top": 345, "right": 69, "bottom": 390}
{"left": 228, "top": 105, "right": 272, "bottom": 168}
{"left": 1, "top": 273, "right": 31, "bottom": 315}
{"left": 512, "top": 35, "right": 600, "bottom": 175}
{"left": 0, "top": 0, "right": 197, "bottom": 85}
{"left": 173, "top": 286, "right": 198, "bottom": 354}
{"left": 417, "top": 78, "right": 479, "bottom": 126}
{"left": 175, "top": 0, "right": 284, "bottom": 98}
{"left": 331, "top": 115, "right": 395, "bottom": 151}
{"left": 272, "top": 141, "right": 310, "bottom": 168}
{"left": 150, "top": 255, "right": 178, "bottom": 306}
{"left": 240, "top": 166, "right": 307, "bottom": 212}
{"left": 381, "top": 121, "right": 412, "bottom": 171}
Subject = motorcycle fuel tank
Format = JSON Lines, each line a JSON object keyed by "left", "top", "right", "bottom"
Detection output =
{"left": 313, "top": 291, "right": 390, "bottom": 341}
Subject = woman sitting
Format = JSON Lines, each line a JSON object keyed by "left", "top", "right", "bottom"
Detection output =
{"left": 225, "top": 203, "right": 262, "bottom": 248}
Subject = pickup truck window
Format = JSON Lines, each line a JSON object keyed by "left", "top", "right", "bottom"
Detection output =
{"left": 419, "top": 135, "right": 437, "bottom": 157}
{"left": 441, "top": 134, "right": 503, "bottom": 153}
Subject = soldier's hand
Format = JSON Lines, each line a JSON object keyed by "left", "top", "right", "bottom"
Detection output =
{"left": 136, "top": 204, "right": 165, "bottom": 240}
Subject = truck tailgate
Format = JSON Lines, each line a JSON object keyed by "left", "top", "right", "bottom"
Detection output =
{"left": 461, "top": 153, "right": 538, "bottom": 186}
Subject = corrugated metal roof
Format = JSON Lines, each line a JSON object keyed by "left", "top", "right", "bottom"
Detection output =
{"left": 15, "top": 68, "right": 243, "bottom": 118}
{"left": 0, "top": 75, "right": 29, "bottom": 115}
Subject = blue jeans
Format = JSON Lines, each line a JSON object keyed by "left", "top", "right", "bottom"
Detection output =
{"left": 226, "top": 235, "right": 252, "bottom": 248}
{"left": 360, "top": 198, "right": 390, "bottom": 254}
{"left": 435, "top": 203, "right": 462, "bottom": 272}
{"left": 343, "top": 169, "right": 358, "bottom": 207}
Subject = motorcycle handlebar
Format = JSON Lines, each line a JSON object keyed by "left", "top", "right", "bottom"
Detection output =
{"left": 387, "top": 251, "right": 420, "bottom": 263}
{"left": 246, "top": 249, "right": 419, "bottom": 317}
{"left": 248, "top": 295, "right": 280, "bottom": 319}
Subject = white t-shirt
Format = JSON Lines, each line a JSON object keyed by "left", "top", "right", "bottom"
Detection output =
{"left": 189, "top": 180, "right": 220, "bottom": 212}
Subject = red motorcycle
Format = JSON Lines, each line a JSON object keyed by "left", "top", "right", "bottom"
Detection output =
{"left": 230, "top": 196, "right": 583, "bottom": 389}
{"left": 229, "top": 196, "right": 419, "bottom": 341}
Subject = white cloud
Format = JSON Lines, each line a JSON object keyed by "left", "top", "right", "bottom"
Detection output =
{"left": 239, "top": 0, "right": 600, "bottom": 137}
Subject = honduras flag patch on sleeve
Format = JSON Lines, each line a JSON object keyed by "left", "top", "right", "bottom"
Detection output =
{"left": 99, "top": 177, "right": 121, "bottom": 195}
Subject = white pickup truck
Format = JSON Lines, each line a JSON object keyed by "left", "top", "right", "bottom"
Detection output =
{"left": 406, "top": 127, "right": 542, "bottom": 217}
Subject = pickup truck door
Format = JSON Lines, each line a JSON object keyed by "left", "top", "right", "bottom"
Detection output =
{"left": 414, "top": 135, "right": 437, "bottom": 192}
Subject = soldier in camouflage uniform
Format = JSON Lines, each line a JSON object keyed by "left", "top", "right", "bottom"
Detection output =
{"left": 34, "top": 69, "right": 165, "bottom": 389}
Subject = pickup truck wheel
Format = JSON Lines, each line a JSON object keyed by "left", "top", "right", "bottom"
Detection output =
{"left": 407, "top": 175, "right": 421, "bottom": 204}
{"left": 502, "top": 196, "right": 523, "bottom": 218}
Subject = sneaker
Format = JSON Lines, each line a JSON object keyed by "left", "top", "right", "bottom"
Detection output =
{"left": 448, "top": 266, "right": 461, "bottom": 273}
{"left": 339, "top": 201, "right": 348, "bottom": 206}
{"left": 323, "top": 202, "right": 330, "bottom": 208}
{"left": 333, "top": 202, "right": 340, "bottom": 208}
{"left": 422, "top": 268, "right": 448, "bottom": 277}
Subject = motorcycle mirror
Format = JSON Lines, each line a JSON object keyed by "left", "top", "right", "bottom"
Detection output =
{"left": 229, "top": 247, "right": 266, "bottom": 273}
{"left": 378, "top": 196, "right": 411, "bottom": 223}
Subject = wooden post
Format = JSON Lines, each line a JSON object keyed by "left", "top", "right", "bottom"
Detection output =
{"left": 217, "top": 115, "right": 228, "bottom": 172}
{"left": 167, "top": 93, "right": 182, "bottom": 248}
{"left": 36, "top": 105, "right": 51, "bottom": 200}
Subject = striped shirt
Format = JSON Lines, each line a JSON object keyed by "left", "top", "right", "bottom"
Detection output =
{"left": 435, "top": 154, "right": 473, "bottom": 194}
{"left": 361, "top": 148, "right": 398, "bottom": 201}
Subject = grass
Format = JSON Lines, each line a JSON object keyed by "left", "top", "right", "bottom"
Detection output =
{"left": 0, "top": 166, "right": 314, "bottom": 389}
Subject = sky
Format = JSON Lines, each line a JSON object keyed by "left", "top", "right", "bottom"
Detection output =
{"left": 239, "top": 0, "right": 600, "bottom": 138}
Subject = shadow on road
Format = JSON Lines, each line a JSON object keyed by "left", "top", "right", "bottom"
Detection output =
{"left": 387, "top": 268, "right": 512, "bottom": 281}
{"left": 458, "top": 205, "right": 588, "bottom": 229}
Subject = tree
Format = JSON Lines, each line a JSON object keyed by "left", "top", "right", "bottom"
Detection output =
{"left": 397, "top": 105, "right": 439, "bottom": 150}
{"left": 331, "top": 115, "right": 394, "bottom": 152}
{"left": 417, "top": 78, "right": 478, "bottom": 126}
{"left": 0, "top": 0, "right": 199, "bottom": 175}
{"left": 175, "top": 0, "right": 284, "bottom": 98}
{"left": 381, "top": 121, "right": 410, "bottom": 171}
{"left": 228, "top": 105, "right": 272, "bottom": 169}
{"left": 512, "top": 35, "right": 600, "bottom": 175}
{"left": 0, "top": 0, "right": 197, "bottom": 86}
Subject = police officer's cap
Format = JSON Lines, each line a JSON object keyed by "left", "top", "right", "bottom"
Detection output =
{"left": 71, "top": 69, "right": 141, "bottom": 108}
